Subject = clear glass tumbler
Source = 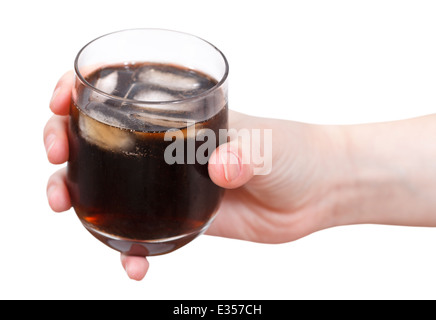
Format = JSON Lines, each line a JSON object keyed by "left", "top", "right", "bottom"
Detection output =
{"left": 67, "top": 29, "right": 229, "bottom": 256}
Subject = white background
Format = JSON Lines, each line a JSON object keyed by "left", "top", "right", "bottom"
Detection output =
{"left": 1, "top": 0, "right": 436, "bottom": 299}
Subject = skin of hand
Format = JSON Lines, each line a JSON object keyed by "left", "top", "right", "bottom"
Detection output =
{"left": 44, "top": 71, "right": 436, "bottom": 281}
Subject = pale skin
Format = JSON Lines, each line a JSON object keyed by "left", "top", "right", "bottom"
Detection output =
{"left": 44, "top": 71, "right": 436, "bottom": 280}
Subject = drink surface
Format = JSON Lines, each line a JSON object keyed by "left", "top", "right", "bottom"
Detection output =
{"left": 68, "top": 62, "right": 227, "bottom": 255}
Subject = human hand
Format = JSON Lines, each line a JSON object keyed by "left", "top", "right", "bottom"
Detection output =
{"left": 44, "top": 71, "right": 351, "bottom": 280}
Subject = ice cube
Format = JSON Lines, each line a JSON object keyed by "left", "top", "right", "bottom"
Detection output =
{"left": 78, "top": 109, "right": 134, "bottom": 152}
{"left": 132, "top": 85, "right": 177, "bottom": 101}
{"left": 135, "top": 67, "right": 201, "bottom": 92}
{"left": 94, "top": 70, "right": 118, "bottom": 94}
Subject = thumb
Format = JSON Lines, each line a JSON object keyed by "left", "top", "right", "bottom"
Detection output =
{"left": 208, "top": 139, "right": 254, "bottom": 189}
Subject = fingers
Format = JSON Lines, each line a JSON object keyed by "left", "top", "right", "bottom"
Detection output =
{"left": 46, "top": 167, "right": 71, "bottom": 213}
{"left": 50, "top": 71, "right": 74, "bottom": 116}
{"left": 43, "top": 115, "right": 69, "bottom": 164}
{"left": 208, "top": 140, "right": 254, "bottom": 189}
{"left": 120, "top": 254, "right": 149, "bottom": 281}
{"left": 46, "top": 72, "right": 72, "bottom": 209}
{"left": 45, "top": 71, "right": 74, "bottom": 164}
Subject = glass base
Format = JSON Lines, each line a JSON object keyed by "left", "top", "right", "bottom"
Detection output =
{"left": 81, "top": 221, "right": 211, "bottom": 256}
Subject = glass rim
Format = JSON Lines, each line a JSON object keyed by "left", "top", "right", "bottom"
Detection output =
{"left": 74, "top": 28, "right": 229, "bottom": 105}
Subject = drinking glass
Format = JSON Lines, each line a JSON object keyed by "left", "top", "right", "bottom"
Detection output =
{"left": 67, "top": 29, "right": 229, "bottom": 256}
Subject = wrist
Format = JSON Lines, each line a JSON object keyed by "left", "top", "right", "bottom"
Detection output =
{"left": 309, "top": 124, "right": 362, "bottom": 228}
{"left": 323, "top": 122, "right": 401, "bottom": 227}
{"left": 326, "top": 117, "right": 436, "bottom": 227}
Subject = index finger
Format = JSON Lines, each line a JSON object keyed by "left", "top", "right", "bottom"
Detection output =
{"left": 50, "top": 71, "right": 74, "bottom": 116}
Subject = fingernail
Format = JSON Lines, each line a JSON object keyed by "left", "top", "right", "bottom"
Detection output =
{"left": 221, "top": 151, "right": 241, "bottom": 182}
{"left": 45, "top": 133, "right": 56, "bottom": 155}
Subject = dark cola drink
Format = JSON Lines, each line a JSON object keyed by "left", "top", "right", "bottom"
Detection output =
{"left": 67, "top": 62, "right": 228, "bottom": 256}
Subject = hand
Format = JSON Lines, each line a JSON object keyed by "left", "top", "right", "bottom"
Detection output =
{"left": 43, "top": 71, "right": 357, "bottom": 280}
